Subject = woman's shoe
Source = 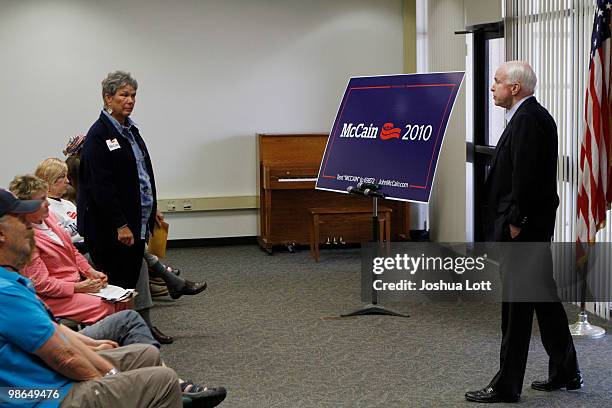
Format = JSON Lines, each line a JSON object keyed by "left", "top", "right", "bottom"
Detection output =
{"left": 170, "top": 281, "right": 207, "bottom": 300}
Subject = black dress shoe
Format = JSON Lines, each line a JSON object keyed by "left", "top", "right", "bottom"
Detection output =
{"left": 531, "top": 372, "right": 583, "bottom": 391}
{"left": 169, "top": 280, "right": 207, "bottom": 300}
{"left": 150, "top": 326, "right": 174, "bottom": 344}
{"left": 465, "top": 387, "right": 520, "bottom": 403}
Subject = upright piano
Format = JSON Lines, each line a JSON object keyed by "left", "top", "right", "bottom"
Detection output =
{"left": 257, "top": 133, "right": 411, "bottom": 253}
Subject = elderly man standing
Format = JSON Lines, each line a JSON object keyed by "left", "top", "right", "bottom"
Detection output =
{"left": 0, "top": 189, "right": 182, "bottom": 408}
{"left": 465, "top": 61, "right": 581, "bottom": 403}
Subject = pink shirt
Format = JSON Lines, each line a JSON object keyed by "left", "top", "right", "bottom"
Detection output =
{"left": 22, "top": 214, "right": 93, "bottom": 298}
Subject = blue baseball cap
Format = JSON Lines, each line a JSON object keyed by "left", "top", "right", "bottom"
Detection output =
{"left": 0, "top": 189, "right": 41, "bottom": 218}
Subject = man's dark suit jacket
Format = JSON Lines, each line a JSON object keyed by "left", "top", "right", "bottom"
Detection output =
{"left": 77, "top": 112, "right": 158, "bottom": 249}
{"left": 483, "top": 96, "right": 559, "bottom": 242}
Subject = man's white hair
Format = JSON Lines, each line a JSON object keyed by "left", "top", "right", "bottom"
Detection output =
{"left": 502, "top": 60, "right": 537, "bottom": 94}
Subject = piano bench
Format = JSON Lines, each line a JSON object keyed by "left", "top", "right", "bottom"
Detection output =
{"left": 308, "top": 207, "right": 392, "bottom": 262}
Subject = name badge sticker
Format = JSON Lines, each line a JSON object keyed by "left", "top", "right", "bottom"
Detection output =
{"left": 106, "top": 138, "right": 121, "bottom": 151}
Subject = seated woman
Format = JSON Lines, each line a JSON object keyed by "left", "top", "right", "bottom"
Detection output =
{"left": 9, "top": 175, "right": 128, "bottom": 325}
{"left": 37, "top": 155, "right": 204, "bottom": 300}
{"left": 34, "top": 157, "right": 86, "bottom": 253}
{"left": 39, "top": 153, "right": 202, "bottom": 344}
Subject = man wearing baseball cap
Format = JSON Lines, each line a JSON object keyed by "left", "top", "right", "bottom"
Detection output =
{"left": 0, "top": 188, "right": 42, "bottom": 271}
{"left": 0, "top": 188, "right": 42, "bottom": 215}
{"left": 0, "top": 188, "right": 184, "bottom": 407}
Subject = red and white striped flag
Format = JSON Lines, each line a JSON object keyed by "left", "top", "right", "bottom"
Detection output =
{"left": 576, "top": 0, "right": 612, "bottom": 245}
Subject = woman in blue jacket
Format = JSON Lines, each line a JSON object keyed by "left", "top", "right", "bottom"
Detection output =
{"left": 78, "top": 71, "right": 204, "bottom": 343}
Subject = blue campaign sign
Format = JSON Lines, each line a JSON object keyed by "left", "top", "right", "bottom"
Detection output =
{"left": 316, "top": 72, "right": 465, "bottom": 203}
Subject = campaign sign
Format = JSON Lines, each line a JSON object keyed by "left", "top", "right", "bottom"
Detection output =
{"left": 316, "top": 72, "right": 465, "bottom": 203}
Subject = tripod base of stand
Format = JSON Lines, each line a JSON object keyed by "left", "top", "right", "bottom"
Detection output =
{"left": 569, "top": 311, "right": 605, "bottom": 339}
{"left": 341, "top": 304, "right": 409, "bottom": 317}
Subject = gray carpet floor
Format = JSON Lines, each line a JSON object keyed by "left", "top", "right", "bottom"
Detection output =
{"left": 151, "top": 245, "right": 612, "bottom": 408}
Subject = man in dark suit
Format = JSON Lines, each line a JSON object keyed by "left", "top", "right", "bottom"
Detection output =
{"left": 465, "top": 61, "right": 582, "bottom": 403}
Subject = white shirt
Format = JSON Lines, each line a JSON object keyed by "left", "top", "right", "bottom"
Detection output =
{"left": 505, "top": 95, "right": 534, "bottom": 123}
{"left": 33, "top": 220, "right": 63, "bottom": 246}
{"left": 47, "top": 197, "right": 84, "bottom": 244}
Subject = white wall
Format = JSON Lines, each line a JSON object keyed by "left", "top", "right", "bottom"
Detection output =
{"left": 422, "top": 0, "right": 501, "bottom": 242}
{"left": 464, "top": 0, "right": 502, "bottom": 27}
{"left": 0, "top": 0, "right": 403, "bottom": 239}
{"left": 426, "top": 0, "right": 467, "bottom": 242}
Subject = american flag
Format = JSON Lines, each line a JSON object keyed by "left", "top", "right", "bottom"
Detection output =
{"left": 576, "top": 0, "right": 612, "bottom": 245}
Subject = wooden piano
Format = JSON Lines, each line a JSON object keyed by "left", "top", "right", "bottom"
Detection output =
{"left": 257, "top": 133, "right": 411, "bottom": 253}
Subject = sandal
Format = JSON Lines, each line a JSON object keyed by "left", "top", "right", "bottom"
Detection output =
{"left": 180, "top": 380, "right": 206, "bottom": 394}
{"left": 180, "top": 380, "right": 227, "bottom": 408}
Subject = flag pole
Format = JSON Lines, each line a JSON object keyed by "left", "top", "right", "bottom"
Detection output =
{"left": 571, "top": 0, "right": 609, "bottom": 339}
{"left": 569, "top": 264, "right": 605, "bottom": 339}
{"left": 569, "top": 304, "right": 606, "bottom": 339}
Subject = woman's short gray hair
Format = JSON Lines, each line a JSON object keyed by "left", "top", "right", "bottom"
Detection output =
{"left": 503, "top": 61, "right": 537, "bottom": 94}
{"left": 101, "top": 71, "right": 138, "bottom": 98}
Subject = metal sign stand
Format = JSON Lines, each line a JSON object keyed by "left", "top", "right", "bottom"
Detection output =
{"left": 341, "top": 185, "right": 408, "bottom": 318}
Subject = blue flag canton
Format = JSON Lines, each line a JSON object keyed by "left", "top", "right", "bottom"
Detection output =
{"left": 591, "top": 0, "right": 612, "bottom": 57}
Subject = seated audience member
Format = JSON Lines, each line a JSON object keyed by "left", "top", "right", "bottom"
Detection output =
{"left": 35, "top": 156, "right": 172, "bottom": 340}
{"left": 35, "top": 158, "right": 86, "bottom": 253}
{"left": 76, "top": 309, "right": 228, "bottom": 405}
{"left": 9, "top": 175, "right": 128, "bottom": 324}
{"left": 79, "top": 309, "right": 160, "bottom": 350}
{"left": 0, "top": 189, "right": 186, "bottom": 407}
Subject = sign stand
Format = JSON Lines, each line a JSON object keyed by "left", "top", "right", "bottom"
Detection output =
{"left": 341, "top": 186, "right": 408, "bottom": 318}
{"left": 316, "top": 72, "right": 465, "bottom": 318}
